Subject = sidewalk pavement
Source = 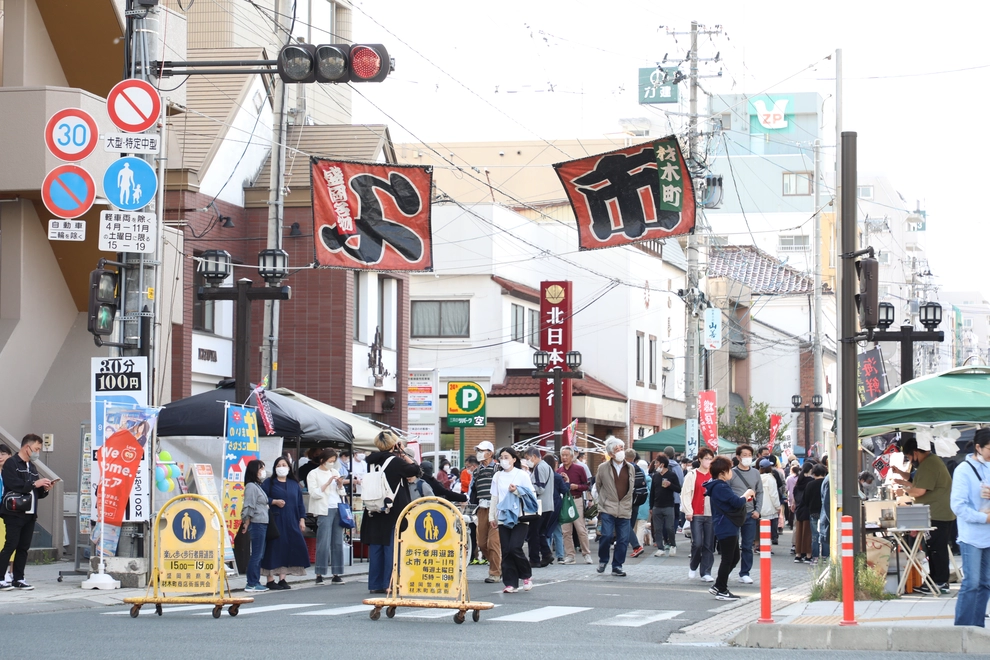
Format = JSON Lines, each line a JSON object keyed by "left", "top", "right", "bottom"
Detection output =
{"left": 0, "top": 559, "right": 370, "bottom": 615}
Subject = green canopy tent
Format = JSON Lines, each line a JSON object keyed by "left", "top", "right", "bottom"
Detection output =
{"left": 858, "top": 366, "right": 990, "bottom": 437}
{"left": 634, "top": 425, "right": 737, "bottom": 455}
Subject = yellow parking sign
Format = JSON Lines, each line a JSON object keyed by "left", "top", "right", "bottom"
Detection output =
{"left": 447, "top": 381, "right": 486, "bottom": 427}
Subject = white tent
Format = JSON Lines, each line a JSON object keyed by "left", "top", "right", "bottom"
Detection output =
{"left": 273, "top": 388, "right": 383, "bottom": 453}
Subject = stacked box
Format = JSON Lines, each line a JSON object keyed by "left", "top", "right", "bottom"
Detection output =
{"left": 895, "top": 504, "right": 931, "bottom": 529}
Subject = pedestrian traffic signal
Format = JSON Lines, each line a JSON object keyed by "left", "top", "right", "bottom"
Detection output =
{"left": 856, "top": 256, "right": 879, "bottom": 330}
{"left": 87, "top": 268, "right": 118, "bottom": 337}
{"left": 276, "top": 43, "right": 391, "bottom": 84}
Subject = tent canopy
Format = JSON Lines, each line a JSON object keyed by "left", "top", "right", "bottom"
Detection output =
{"left": 634, "top": 425, "right": 737, "bottom": 455}
{"left": 858, "top": 366, "right": 990, "bottom": 437}
{"left": 158, "top": 384, "right": 353, "bottom": 445}
{"left": 273, "top": 388, "right": 383, "bottom": 453}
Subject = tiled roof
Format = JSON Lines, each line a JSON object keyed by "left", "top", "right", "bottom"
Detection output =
{"left": 707, "top": 245, "right": 817, "bottom": 295}
{"left": 491, "top": 370, "right": 626, "bottom": 402}
{"left": 491, "top": 276, "right": 540, "bottom": 304}
{"left": 250, "top": 123, "right": 396, "bottom": 190}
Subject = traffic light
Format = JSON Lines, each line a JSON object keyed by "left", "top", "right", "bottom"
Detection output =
{"left": 276, "top": 44, "right": 391, "bottom": 84}
{"left": 87, "top": 268, "right": 119, "bottom": 337}
{"left": 856, "top": 256, "right": 879, "bottom": 330}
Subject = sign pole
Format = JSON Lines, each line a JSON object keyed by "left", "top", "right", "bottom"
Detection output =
{"left": 458, "top": 428, "right": 465, "bottom": 471}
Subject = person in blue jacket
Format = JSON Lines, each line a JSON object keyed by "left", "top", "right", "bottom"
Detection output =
{"left": 704, "top": 456, "right": 756, "bottom": 601}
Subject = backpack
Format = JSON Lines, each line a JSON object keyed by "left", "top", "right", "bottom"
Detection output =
{"left": 632, "top": 465, "right": 649, "bottom": 508}
{"left": 362, "top": 456, "right": 396, "bottom": 514}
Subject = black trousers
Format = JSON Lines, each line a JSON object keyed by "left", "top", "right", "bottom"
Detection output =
{"left": 469, "top": 522, "right": 479, "bottom": 561}
{"left": 715, "top": 534, "right": 740, "bottom": 593}
{"left": 499, "top": 523, "right": 532, "bottom": 588}
{"left": 527, "top": 511, "right": 554, "bottom": 564}
{"left": 927, "top": 519, "right": 953, "bottom": 585}
{"left": 0, "top": 515, "right": 35, "bottom": 582}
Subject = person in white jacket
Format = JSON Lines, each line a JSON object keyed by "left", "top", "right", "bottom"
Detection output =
{"left": 680, "top": 448, "right": 715, "bottom": 581}
{"left": 306, "top": 448, "right": 348, "bottom": 585}
{"left": 758, "top": 459, "right": 782, "bottom": 548}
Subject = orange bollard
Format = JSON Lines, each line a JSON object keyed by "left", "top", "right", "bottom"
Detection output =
{"left": 839, "top": 515, "right": 858, "bottom": 626}
{"left": 758, "top": 518, "right": 774, "bottom": 623}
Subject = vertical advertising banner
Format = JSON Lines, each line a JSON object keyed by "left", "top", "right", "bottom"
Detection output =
{"left": 222, "top": 404, "right": 260, "bottom": 543}
{"left": 698, "top": 390, "right": 719, "bottom": 452}
{"left": 768, "top": 414, "right": 782, "bottom": 453}
{"left": 685, "top": 419, "right": 699, "bottom": 459}
{"left": 704, "top": 307, "right": 722, "bottom": 350}
{"left": 408, "top": 369, "right": 439, "bottom": 424}
{"left": 539, "top": 281, "right": 573, "bottom": 438}
{"left": 857, "top": 347, "right": 888, "bottom": 406}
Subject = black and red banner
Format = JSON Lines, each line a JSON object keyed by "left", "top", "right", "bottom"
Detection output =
{"left": 311, "top": 158, "right": 434, "bottom": 271}
{"left": 553, "top": 137, "right": 696, "bottom": 251}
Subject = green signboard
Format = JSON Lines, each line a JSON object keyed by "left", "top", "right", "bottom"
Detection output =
{"left": 447, "top": 381, "right": 486, "bottom": 428}
{"left": 638, "top": 67, "right": 679, "bottom": 105}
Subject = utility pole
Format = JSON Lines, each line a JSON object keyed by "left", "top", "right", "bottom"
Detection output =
{"left": 261, "top": 0, "right": 291, "bottom": 389}
{"left": 684, "top": 20, "right": 700, "bottom": 457}
{"left": 813, "top": 140, "right": 823, "bottom": 446}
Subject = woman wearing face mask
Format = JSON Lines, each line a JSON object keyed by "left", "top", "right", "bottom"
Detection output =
{"left": 240, "top": 460, "right": 270, "bottom": 592}
{"left": 306, "top": 449, "right": 347, "bottom": 585}
{"left": 704, "top": 456, "right": 755, "bottom": 601}
{"left": 489, "top": 448, "right": 536, "bottom": 593}
{"left": 260, "top": 456, "right": 311, "bottom": 590}
{"left": 680, "top": 448, "right": 715, "bottom": 581}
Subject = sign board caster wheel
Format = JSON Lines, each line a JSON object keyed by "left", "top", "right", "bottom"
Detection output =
{"left": 129, "top": 605, "right": 141, "bottom": 618}
{"left": 453, "top": 611, "right": 465, "bottom": 624}
{"left": 472, "top": 609, "right": 480, "bottom": 622}
{"left": 57, "top": 576, "right": 63, "bottom": 583}
{"left": 386, "top": 606, "right": 396, "bottom": 618}
{"left": 212, "top": 605, "right": 222, "bottom": 619}
{"left": 369, "top": 607, "right": 381, "bottom": 621}
{"left": 229, "top": 604, "right": 240, "bottom": 617}
{"left": 155, "top": 604, "right": 163, "bottom": 616}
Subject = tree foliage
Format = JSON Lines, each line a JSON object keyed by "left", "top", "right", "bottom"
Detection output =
{"left": 717, "top": 398, "right": 790, "bottom": 447}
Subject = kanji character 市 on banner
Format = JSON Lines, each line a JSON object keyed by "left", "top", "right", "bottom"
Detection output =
{"left": 311, "top": 157, "right": 434, "bottom": 271}
{"left": 698, "top": 390, "right": 718, "bottom": 452}
{"left": 552, "top": 137, "right": 696, "bottom": 251}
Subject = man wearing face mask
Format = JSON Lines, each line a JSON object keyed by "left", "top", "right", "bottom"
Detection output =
{"left": 594, "top": 437, "right": 636, "bottom": 577}
{"left": 893, "top": 436, "right": 954, "bottom": 594}
{"left": 524, "top": 447, "right": 554, "bottom": 568}
{"left": 468, "top": 441, "right": 502, "bottom": 583}
{"left": 730, "top": 444, "right": 763, "bottom": 585}
{"left": 0, "top": 435, "right": 51, "bottom": 590}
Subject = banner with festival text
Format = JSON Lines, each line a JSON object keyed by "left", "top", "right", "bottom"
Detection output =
{"left": 222, "top": 403, "right": 261, "bottom": 544}
{"left": 699, "top": 390, "right": 719, "bottom": 452}
{"left": 768, "top": 414, "right": 782, "bottom": 453}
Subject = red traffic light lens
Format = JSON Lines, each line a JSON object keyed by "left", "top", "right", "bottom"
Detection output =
{"left": 350, "top": 46, "right": 382, "bottom": 80}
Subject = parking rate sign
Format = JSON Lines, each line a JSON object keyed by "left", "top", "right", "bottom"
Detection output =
{"left": 447, "top": 381, "right": 486, "bottom": 427}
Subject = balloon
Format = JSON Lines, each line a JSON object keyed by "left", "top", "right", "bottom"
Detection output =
{"left": 156, "top": 479, "right": 169, "bottom": 492}
{"left": 158, "top": 451, "right": 172, "bottom": 462}
{"left": 155, "top": 466, "right": 166, "bottom": 482}
{"left": 169, "top": 464, "right": 181, "bottom": 479}
{"left": 165, "top": 478, "right": 175, "bottom": 491}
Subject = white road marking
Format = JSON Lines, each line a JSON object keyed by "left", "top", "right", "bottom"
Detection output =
{"left": 490, "top": 606, "right": 591, "bottom": 622}
{"left": 293, "top": 605, "right": 373, "bottom": 616}
{"left": 591, "top": 609, "right": 684, "bottom": 627}
{"left": 107, "top": 604, "right": 214, "bottom": 615}
{"left": 191, "top": 603, "right": 320, "bottom": 615}
{"left": 395, "top": 607, "right": 463, "bottom": 619}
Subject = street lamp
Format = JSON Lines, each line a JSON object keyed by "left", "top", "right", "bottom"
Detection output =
{"left": 877, "top": 302, "right": 895, "bottom": 330}
{"left": 257, "top": 248, "right": 289, "bottom": 285}
{"left": 791, "top": 393, "right": 824, "bottom": 456}
{"left": 920, "top": 301, "right": 942, "bottom": 330}
{"left": 532, "top": 350, "right": 585, "bottom": 454}
{"left": 870, "top": 301, "right": 944, "bottom": 384}
{"left": 197, "top": 250, "right": 292, "bottom": 404}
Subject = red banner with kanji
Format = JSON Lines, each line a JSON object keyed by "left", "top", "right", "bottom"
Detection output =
{"left": 95, "top": 428, "right": 143, "bottom": 527}
{"left": 539, "top": 281, "right": 573, "bottom": 439}
{"left": 857, "top": 347, "right": 888, "bottom": 405}
{"left": 553, "top": 137, "right": 696, "bottom": 251}
{"left": 312, "top": 158, "right": 434, "bottom": 270}
{"left": 768, "top": 414, "right": 782, "bottom": 453}
{"left": 699, "top": 389, "right": 718, "bottom": 452}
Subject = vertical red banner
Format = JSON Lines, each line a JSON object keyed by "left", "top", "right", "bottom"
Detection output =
{"left": 540, "top": 281, "right": 573, "bottom": 438}
{"left": 768, "top": 414, "right": 782, "bottom": 453}
{"left": 699, "top": 389, "right": 719, "bottom": 452}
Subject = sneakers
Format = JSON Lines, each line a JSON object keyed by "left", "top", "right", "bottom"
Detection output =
{"left": 331, "top": 576, "right": 345, "bottom": 585}
{"left": 584, "top": 554, "right": 593, "bottom": 565}
{"left": 914, "top": 582, "right": 950, "bottom": 595}
{"left": 708, "top": 585, "right": 719, "bottom": 596}
{"left": 11, "top": 581, "right": 33, "bottom": 591}
{"left": 484, "top": 575, "right": 501, "bottom": 583}
{"left": 245, "top": 584, "right": 269, "bottom": 593}
{"left": 469, "top": 558, "right": 483, "bottom": 565}
{"left": 523, "top": 578, "right": 533, "bottom": 591}
{"left": 738, "top": 575, "right": 754, "bottom": 584}
{"left": 654, "top": 549, "right": 666, "bottom": 558}
{"left": 793, "top": 556, "right": 805, "bottom": 564}
{"left": 315, "top": 575, "right": 325, "bottom": 585}
{"left": 702, "top": 574, "right": 715, "bottom": 582}
{"left": 667, "top": 546, "right": 677, "bottom": 557}
{"left": 688, "top": 569, "right": 698, "bottom": 579}
{"left": 278, "top": 579, "right": 291, "bottom": 590}
{"left": 503, "top": 586, "right": 517, "bottom": 593}
{"left": 716, "top": 590, "right": 741, "bottom": 601}
{"left": 612, "top": 568, "right": 627, "bottom": 577}
{"left": 597, "top": 563, "right": 607, "bottom": 574}
{"left": 0, "top": 581, "right": 12, "bottom": 592}
{"left": 562, "top": 557, "right": 576, "bottom": 565}
{"left": 630, "top": 546, "right": 645, "bottom": 558}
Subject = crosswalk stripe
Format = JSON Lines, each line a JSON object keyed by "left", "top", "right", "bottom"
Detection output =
{"left": 395, "top": 607, "right": 461, "bottom": 619}
{"left": 191, "top": 603, "right": 320, "bottom": 616}
{"left": 292, "top": 605, "right": 373, "bottom": 617}
{"left": 490, "top": 606, "right": 590, "bottom": 622}
{"left": 590, "top": 609, "right": 684, "bottom": 627}
{"left": 107, "top": 604, "right": 214, "bottom": 615}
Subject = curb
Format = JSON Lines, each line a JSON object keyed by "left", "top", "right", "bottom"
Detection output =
{"left": 730, "top": 623, "right": 990, "bottom": 654}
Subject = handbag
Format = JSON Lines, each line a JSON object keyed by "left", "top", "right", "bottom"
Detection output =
{"left": 725, "top": 503, "right": 747, "bottom": 528}
{"left": 1, "top": 491, "right": 34, "bottom": 514}
{"left": 559, "top": 493, "right": 579, "bottom": 524}
{"left": 337, "top": 502, "right": 355, "bottom": 529}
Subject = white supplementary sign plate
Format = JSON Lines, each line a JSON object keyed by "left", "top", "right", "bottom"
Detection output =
{"left": 99, "top": 210, "right": 156, "bottom": 253}
{"left": 103, "top": 132, "right": 161, "bottom": 154}
{"left": 48, "top": 219, "right": 86, "bottom": 241}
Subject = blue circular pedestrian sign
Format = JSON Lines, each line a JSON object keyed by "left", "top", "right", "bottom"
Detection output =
{"left": 172, "top": 508, "right": 207, "bottom": 544}
{"left": 103, "top": 157, "right": 158, "bottom": 211}
{"left": 414, "top": 509, "right": 448, "bottom": 543}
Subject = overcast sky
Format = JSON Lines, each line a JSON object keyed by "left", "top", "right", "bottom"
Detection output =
{"left": 351, "top": 0, "right": 990, "bottom": 297}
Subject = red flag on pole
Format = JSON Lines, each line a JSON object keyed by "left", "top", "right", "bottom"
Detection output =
{"left": 698, "top": 390, "right": 718, "bottom": 452}
{"left": 768, "top": 414, "right": 782, "bottom": 453}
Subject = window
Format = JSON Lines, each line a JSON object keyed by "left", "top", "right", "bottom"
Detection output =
{"left": 648, "top": 336, "right": 657, "bottom": 388}
{"left": 721, "top": 113, "right": 731, "bottom": 130}
{"left": 858, "top": 185, "right": 874, "bottom": 200}
{"left": 412, "top": 301, "right": 470, "bottom": 338}
{"left": 782, "top": 171, "right": 812, "bottom": 196}
{"left": 964, "top": 318, "right": 973, "bottom": 328}
{"left": 778, "top": 234, "right": 810, "bottom": 252}
{"left": 636, "top": 332, "right": 645, "bottom": 385}
{"left": 877, "top": 251, "right": 890, "bottom": 265}
{"left": 192, "top": 255, "right": 215, "bottom": 333}
{"left": 511, "top": 304, "right": 525, "bottom": 343}
{"left": 528, "top": 308, "right": 540, "bottom": 347}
